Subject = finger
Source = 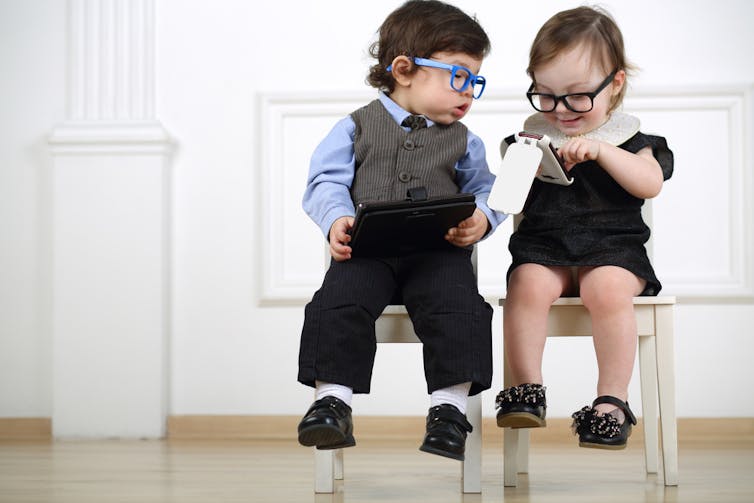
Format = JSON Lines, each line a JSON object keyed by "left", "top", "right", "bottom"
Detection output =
{"left": 332, "top": 241, "right": 350, "bottom": 254}
{"left": 333, "top": 249, "right": 351, "bottom": 262}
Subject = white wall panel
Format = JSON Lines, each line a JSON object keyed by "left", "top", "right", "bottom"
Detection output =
{"left": 258, "top": 94, "right": 372, "bottom": 302}
{"left": 259, "top": 87, "right": 754, "bottom": 303}
{"left": 627, "top": 87, "right": 754, "bottom": 299}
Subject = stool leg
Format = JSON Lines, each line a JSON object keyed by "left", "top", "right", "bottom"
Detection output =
{"left": 502, "top": 347, "right": 525, "bottom": 487}
{"left": 639, "top": 335, "right": 659, "bottom": 474}
{"left": 314, "top": 449, "right": 334, "bottom": 493}
{"left": 334, "top": 449, "right": 343, "bottom": 480}
{"left": 518, "top": 428, "right": 529, "bottom": 472}
{"left": 503, "top": 428, "right": 519, "bottom": 487}
{"left": 463, "top": 394, "right": 482, "bottom": 493}
{"left": 656, "top": 304, "right": 678, "bottom": 486}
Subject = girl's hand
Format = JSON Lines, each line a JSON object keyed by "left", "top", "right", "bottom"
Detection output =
{"left": 558, "top": 137, "right": 601, "bottom": 170}
{"left": 558, "top": 137, "right": 664, "bottom": 198}
{"left": 328, "top": 216, "right": 354, "bottom": 261}
{"left": 445, "top": 208, "right": 488, "bottom": 247}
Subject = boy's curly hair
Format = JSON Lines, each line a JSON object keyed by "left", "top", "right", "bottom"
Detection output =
{"left": 367, "top": 0, "right": 490, "bottom": 92}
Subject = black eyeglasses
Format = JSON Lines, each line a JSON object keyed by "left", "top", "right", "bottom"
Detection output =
{"left": 526, "top": 69, "right": 618, "bottom": 113}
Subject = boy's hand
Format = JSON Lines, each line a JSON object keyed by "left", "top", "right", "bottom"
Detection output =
{"left": 445, "top": 208, "right": 488, "bottom": 247}
{"left": 328, "top": 216, "right": 354, "bottom": 261}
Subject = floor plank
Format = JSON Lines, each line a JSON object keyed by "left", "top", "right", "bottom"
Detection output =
{"left": 1, "top": 436, "right": 753, "bottom": 502}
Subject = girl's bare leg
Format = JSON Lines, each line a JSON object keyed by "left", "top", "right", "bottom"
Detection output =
{"left": 579, "top": 265, "right": 645, "bottom": 416}
{"left": 504, "top": 264, "right": 572, "bottom": 385}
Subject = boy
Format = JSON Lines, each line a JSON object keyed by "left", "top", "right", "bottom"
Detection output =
{"left": 297, "top": 0, "right": 504, "bottom": 461}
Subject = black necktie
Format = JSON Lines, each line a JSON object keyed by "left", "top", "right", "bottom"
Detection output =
{"left": 402, "top": 114, "right": 427, "bottom": 131}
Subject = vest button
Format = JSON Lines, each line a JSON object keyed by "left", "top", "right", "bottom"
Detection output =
{"left": 403, "top": 140, "right": 415, "bottom": 150}
{"left": 398, "top": 172, "right": 411, "bottom": 183}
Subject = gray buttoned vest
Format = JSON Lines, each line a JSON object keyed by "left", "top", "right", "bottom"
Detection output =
{"left": 350, "top": 99, "right": 468, "bottom": 204}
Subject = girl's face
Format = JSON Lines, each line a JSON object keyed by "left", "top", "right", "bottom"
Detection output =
{"left": 390, "top": 51, "right": 483, "bottom": 125}
{"left": 531, "top": 45, "right": 624, "bottom": 137}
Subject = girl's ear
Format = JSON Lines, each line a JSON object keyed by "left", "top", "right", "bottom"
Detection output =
{"left": 611, "top": 69, "right": 626, "bottom": 96}
{"left": 389, "top": 55, "right": 414, "bottom": 87}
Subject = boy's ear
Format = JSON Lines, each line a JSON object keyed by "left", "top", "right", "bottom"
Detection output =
{"left": 389, "top": 55, "right": 414, "bottom": 86}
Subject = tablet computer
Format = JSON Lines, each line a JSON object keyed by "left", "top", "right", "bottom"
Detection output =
{"left": 349, "top": 193, "right": 476, "bottom": 257}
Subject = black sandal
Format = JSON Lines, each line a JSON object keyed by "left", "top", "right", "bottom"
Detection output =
{"left": 571, "top": 395, "right": 637, "bottom": 450}
{"left": 495, "top": 383, "right": 547, "bottom": 428}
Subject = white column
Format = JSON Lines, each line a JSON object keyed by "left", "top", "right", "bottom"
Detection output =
{"left": 48, "top": 0, "right": 171, "bottom": 438}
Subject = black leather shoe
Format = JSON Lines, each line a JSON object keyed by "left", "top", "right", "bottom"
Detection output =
{"left": 419, "top": 404, "right": 473, "bottom": 461}
{"left": 495, "top": 383, "right": 547, "bottom": 428}
{"left": 571, "top": 395, "right": 637, "bottom": 450}
{"left": 297, "top": 396, "right": 356, "bottom": 450}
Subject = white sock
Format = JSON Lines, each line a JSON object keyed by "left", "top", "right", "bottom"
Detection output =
{"left": 315, "top": 381, "right": 353, "bottom": 407}
{"left": 430, "top": 382, "right": 471, "bottom": 414}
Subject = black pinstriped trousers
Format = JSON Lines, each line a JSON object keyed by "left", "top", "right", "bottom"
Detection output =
{"left": 297, "top": 247, "right": 492, "bottom": 396}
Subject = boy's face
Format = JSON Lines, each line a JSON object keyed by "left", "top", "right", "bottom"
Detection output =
{"left": 390, "top": 51, "right": 483, "bottom": 125}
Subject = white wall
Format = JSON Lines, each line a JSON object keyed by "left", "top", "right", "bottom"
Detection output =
{"left": 0, "top": 0, "right": 66, "bottom": 418}
{"left": 1, "top": 0, "right": 753, "bottom": 437}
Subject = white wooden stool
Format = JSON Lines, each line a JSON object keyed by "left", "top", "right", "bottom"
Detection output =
{"left": 499, "top": 295, "right": 678, "bottom": 486}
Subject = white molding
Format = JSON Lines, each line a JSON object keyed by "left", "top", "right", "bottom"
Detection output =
{"left": 68, "top": 0, "right": 155, "bottom": 121}
{"left": 54, "top": 0, "right": 168, "bottom": 154}
{"left": 49, "top": 120, "right": 172, "bottom": 155}
{"left": 48, "top": 0, "right": 170, "bottom": 438}
{"left": 53, "top": 1, "right": 170, "bottom": 155}
{"left": 258, "top": 86, "right": 754, "bottom": 304}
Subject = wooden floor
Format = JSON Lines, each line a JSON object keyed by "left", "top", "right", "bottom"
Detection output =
{"left": 2, "top": 434, "right": 753, "bottom": 503}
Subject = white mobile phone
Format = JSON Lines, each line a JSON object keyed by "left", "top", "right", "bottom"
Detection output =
{"left": 515, "top": 131, "right": 573, "bottom": 186}
{"left": 488, "top": 139, "right": 542, "bottom": 214}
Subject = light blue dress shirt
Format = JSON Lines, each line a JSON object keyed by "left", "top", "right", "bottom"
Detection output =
{"left": 302, "top": 92, "right": 506, "bottom": 238}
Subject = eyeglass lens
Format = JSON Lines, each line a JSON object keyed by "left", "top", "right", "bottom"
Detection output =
{"left": 450, "top": 68, "right": 485, "bottom": 98}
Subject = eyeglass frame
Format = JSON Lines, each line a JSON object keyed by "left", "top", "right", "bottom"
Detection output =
{"left": 386, "top": 57, "right": 487, "bottom": 99}
{"left": 526, "top": 69, "right": 618, "bottom": 113}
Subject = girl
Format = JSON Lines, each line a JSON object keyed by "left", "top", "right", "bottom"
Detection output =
{"left": 495, "top": 6, "right": 673, "bottom": 449}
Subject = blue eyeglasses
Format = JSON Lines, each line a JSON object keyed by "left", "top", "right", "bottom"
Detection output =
{"left": 387, "top": 57, "right": 487, "bottom": 99}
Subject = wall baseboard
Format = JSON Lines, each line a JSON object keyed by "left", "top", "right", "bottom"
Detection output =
{"left": 3, "top": 416, "right": 752, "bottom": 445}
{"left": 0, "top": 418, "right": 52, "bottom": 440}
{"left": 166, "top": 415, "right": 754, "bottom": 446}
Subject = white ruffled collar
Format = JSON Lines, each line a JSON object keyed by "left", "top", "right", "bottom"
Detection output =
{"left": 523, "top": 111, "right": 640, "bottom": 148}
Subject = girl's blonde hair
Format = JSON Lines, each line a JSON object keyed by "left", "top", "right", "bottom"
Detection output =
{"left": 528, "top": 6, "right": 636, "bottom": 112}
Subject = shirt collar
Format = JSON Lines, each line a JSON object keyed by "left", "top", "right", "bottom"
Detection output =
{"left": 523, "top": 111, "right": 640, "bottom": 148}
{"left": 378, "top": 91, "right": 435, "bottom": 128}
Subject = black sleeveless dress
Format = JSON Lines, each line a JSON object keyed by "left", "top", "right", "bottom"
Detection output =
{"left": 508, "top": 132, "right": 673, "bottom": 295}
